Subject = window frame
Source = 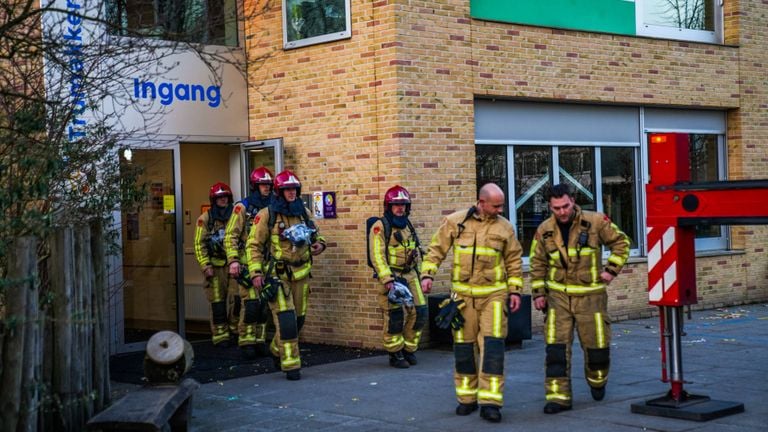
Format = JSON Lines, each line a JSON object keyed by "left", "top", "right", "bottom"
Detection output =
{"left": 105, "top": 0, "right": 241, "bottom": 47}
{"left": 641, "top": 129, "right": 728, "bottom": 251}
{"left": 635, "top": 0, "right": 723, "bottom": 44}
{"left": 476, "top": 141, "right": 644, "bottom": 264}
{"left": 282, "top": 0, "right": 352, "bottom": 50}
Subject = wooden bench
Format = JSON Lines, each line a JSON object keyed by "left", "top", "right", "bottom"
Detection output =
{"left": 86, "top": 378, "right": 200, "bottom": 432}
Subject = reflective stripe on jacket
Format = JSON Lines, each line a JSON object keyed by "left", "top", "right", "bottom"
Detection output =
{"left": 529, "top": 206, "right": 630, "bottom": 297}
{"left": 224, "top": 202, "right": 249, "bottom": 264}
{"left": 421, "top": 208, "right": 523, "bottom": 297}
{"left": 245, "top": 207, "right": 326, "bottom": 280}
{"left": 368, "top": 218, "right": 419, "bottom": 285}
{"left": 194, "top": 211, "right": 228, "bottom": 270}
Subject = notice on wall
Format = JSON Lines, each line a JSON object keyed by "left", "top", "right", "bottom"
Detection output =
{"left": 163, "top": 195, "right": 175, "bottom": 214}
{"left": 312, "top": 191, "right": 337, "bottom": 219}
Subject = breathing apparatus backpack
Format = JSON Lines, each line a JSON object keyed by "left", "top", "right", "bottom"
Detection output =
{"left": 365, "top": 216, "right": 421, "bottom": 279}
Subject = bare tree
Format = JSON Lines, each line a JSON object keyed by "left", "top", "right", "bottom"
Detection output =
{"left": 1, "top": 1, "right": 271, "bottom": 430}
{"left": 653, "top": 0, "right": 710, "bottom": 30}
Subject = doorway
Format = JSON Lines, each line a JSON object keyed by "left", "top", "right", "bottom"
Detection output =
{"left": 119, "top": 148, "right": 181, "bottom": 350}
{"left": 114, "top": 139, "right": 283, "bottom": 353}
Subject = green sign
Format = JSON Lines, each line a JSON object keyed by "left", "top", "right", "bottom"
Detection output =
{"left": 471, "top": 0, "right": 636, "bottom": 36}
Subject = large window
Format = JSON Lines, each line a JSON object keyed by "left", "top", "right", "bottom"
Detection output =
{"left": 646, "top": 133, "right": 726, "bottom": 248}
{"left": 477, "top": 144, "right": 638, "bottom": 258}
{"left": 107, "top": 0, "right": 239, "bottom": 46}
{"left": 283, "top": 0, "right": 352, "bottom": 49}
{"left": 475, "top": 100, "right": 728, "bottom": 260}
{"left": 636, "top": 0, "right": 721, "bottom": 43}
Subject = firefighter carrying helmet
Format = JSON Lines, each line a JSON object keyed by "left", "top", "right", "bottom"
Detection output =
{"left": 274, "top": 170, "right": 302, "bottom": 196}
{"left": 209, "top": 182, "right": 233, "bottom": 203}
{"left": 384, "top": 185, "right": 411, "bottom": 212}
{"left": 249, "top": 166, "right": 274, "bottom": 190}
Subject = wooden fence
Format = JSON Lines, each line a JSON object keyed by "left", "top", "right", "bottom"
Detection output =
{"left": 0, "top": 222, "right": 111, "bottom": 432}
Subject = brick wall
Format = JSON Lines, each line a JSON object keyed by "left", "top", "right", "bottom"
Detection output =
{"left": 244, "top": 0, "right": 768, "bottom": 347}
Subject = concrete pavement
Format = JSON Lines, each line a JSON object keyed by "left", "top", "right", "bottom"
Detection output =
{"left": 152, "top": 303, "right": 768, "bottom": 431}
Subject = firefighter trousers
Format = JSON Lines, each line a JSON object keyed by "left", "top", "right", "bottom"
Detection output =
{"left": 452, "top": 290, "right": 509, "bottom": 407}
{"left": 544, "top": 290, "right": 611, "bottom": 407}
{"left": 268, "top": 277, "right": 305, "bottom": 372}
{"left": 203, "top": 266, "right": 239, "bottom": 345}
{"left": 376, "top": 271, "right": 428, "bottom": 354}
{"left": 236, "top": 282, "right": 269, "bottom": 347}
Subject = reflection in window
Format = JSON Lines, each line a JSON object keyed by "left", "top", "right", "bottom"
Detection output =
{"left": 642, "top": 0, "right": 715, "bottom": 31}
{"left": 106, "top": 0, "right": 239, "bottom": 46}
{"left": 646, "top": 133, "right": 723, "bottom": 243}
{"left": 284, "top": 0, "right": 351, "bottom": 49}
{"left": 601, "top": 147, "right": 638, "bottom": 249}
{"left": 476, "top": 145, "right": 508, "bottom": 218}
{"left": 514, "top": 147, "right": 551, "bottom": 257}
{"left": 558, "top": 147, "right": 595, "bottom": 211}
{"left": 689, "top": 134, "right": 720, "bottom": 238}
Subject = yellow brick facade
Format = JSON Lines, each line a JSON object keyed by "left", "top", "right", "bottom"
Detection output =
{"left": 244, "top": 0, "right": 768, "bottom": 347}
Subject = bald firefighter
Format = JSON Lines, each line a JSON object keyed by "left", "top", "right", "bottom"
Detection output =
{"left": 225, "top": 166, "right": 274, "bottom": 359}
{"left": 194, "top": 182, "right": 239, "bottom": 347}
{"left": 420, "top": 183, "right": 524, "bottom": 423}
{"left": 529, "top": 183, "right": 630, "bottom": 414}
{"left": 368, "top": 185, "right": 427, "bottom": 368}
{"left": 246, "top": 170, "right": 326, "bottom": 381}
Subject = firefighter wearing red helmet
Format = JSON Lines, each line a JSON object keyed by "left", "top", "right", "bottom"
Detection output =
{"left": 245, "top": 169, "right": 326, "bottom": 380}
{"left": 368, "top": 185, "right": 427, "bottom": 368}
{"left": 224, "top": 166, "right": 274, "bottom": 359}
{"left": 194, "top": 182, "right": 239, "bottom": 347}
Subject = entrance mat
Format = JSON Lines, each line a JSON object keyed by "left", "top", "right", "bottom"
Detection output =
{"left": 110, "top": 341, "right": 385, "bottom": 385}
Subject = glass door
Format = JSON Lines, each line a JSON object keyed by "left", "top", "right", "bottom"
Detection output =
{"left": 240, "top": 138, "right": 283, "bottom": 190}
{"left": 119, "top": 148, "right": 182, "bottom": 350}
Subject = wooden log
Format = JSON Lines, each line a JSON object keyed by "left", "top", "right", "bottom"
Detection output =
{"left": 19, "top": 236, "right": 41, "bottom": 432}
{"left": 74, "top": 226, "right": 93, "bottom": 423}
{"left": 0, "top": 237, "right": 35, "bottom": 432}
{"left": 143, "top": 331, "right": 194, "bottom": 384}
{"left": 51, "top": 227, "right": 75, "bottom": 431}
{"left": 90, "top": 220, "right": 110, "bottom": 411}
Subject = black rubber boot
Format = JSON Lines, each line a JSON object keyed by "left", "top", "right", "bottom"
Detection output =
{"left": 590, "top": 386, "right": 606, "bottom": 401}
{"left": 240, "top": 345, "right": 257, "bottom": 360}
{"left": 543, "top": 402, "right": 572, "bottom": 414}
{"left": 402, "top": 350, "right": 417, "bottom": 365}
{"left": 455, "top": 402, "right": 478, "bottom": 416}
{"left": 480, "top": 405, "right": 502, "bottom": 423}
{"left": 389, "top": 351, "right": 409, "bottom": 369}
{"left": 286, "top": 369, "right": 301, "bottom": 381}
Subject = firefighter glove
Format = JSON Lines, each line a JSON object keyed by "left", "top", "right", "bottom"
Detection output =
{"left": 259, "top": 277, "right": 280, "bottom": 302}
{"left": 434, "top": 297, "right": 465, "bottom": 330}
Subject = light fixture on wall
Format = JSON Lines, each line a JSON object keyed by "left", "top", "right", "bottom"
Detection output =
{"left": 123, "top": 148, "right": 133, "bottom": 162}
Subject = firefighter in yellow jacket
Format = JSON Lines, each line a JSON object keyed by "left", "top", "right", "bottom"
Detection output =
{"left": 224, "top": 166, "right": 274, "bottom": 359}
{"left": 194, "top": 182, "right": 238, "bottom": 347}
{"left": 529, "top": 183, "right": 630, "bottom": 414}
{"left": 368, "top": 185, "right": 427, "bottom": 369}
{"left": 420, "top": 183, "right": 523, "bottom": 423}
{"left": 245, "top": 170, "right": 326, "bottom": 381}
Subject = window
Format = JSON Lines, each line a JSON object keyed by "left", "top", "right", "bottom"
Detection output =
{"left": 636, "top": 0, "right": 722, "bottom": 43}
{"left": 106, "top": 0, "right": 239, "bottom": 46}
{"left": 646, "top": 133, "right": 726, "bottom": 249}
{"left": 283, "top": 0, "right": 352, "bottom": 49}
{"left": 476, "top": 144, "right": 639, "bottom": 258}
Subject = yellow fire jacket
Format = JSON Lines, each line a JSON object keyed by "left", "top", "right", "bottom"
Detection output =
{"left": 245, "top": 207, "right": 326, "bottom": 281}
{"left": 529, "top": 205, "right": 630, "bottom": 297}
{"left": 420, "top": 208, "right": 524, "bottom": 297}
{"left": 194, "top": 211, "right": 228, "bottom": 270}
{"left": 223, "top": 202, "right": 249, "bottom": 265}
{"left": 368, "top": 218, "right": 420, "bottom": 286}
